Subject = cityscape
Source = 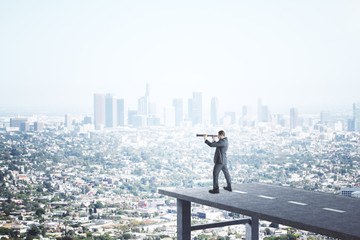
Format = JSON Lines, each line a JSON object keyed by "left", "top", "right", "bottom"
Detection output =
{"left": 1, "top": 1, "right": 360, "bottom": 240}
{"left": 1, "top": 83, "right": 360, "bottom": 239}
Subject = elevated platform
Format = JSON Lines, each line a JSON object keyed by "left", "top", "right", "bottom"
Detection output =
{"left": 159, "top": 183, "right": 360, "bottom": 240}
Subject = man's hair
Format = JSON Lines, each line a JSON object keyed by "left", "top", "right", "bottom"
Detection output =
{"left": 218, "top": 130, "right": 225, "bottom": 136}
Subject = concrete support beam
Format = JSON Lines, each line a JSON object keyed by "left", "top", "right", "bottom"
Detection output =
{"left": 191, "top": 218, "right": 251, "bottom": 231}
{"left": 177, "top": 199, "right": 191, "bottom": 240}
{"left": 246, "top": 216, "right": 259, "bottom": 240}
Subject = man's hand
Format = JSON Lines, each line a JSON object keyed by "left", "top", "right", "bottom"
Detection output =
{"left": 203, "top": 134, "right": 207, "bottom": 140}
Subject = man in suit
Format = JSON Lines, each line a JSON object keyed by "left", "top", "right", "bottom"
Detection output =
{"left": 204, "top": 130, "right": 232, "bottom": 194}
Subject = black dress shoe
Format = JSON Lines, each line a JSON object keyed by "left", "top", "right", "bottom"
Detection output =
{"left": 209, "top": 189, "right": 219, "bottom": 194}
{"left": 223, "top": 186, "right": 232, "bottom": 192}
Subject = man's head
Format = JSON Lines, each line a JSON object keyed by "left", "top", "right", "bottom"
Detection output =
{"left": 218, "top": 130, "right": 225, "bottom": 139}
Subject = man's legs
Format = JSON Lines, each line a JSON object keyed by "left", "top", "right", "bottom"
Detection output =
{"left": 212, "top": 164, "right": 223, "bottom": 190}
{"left": 222, "top": 164, "right": 232, "bottom": 190}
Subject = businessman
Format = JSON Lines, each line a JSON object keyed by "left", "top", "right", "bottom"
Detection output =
{"left": 204, "top": 130, "right": 232, "bottom": 194}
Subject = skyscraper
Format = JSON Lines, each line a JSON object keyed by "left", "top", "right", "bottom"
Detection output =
{"left": 211, "top": 97, "right": 219, "bottom": 126}
{"left": 191, "top": 92, "right": 202, "bottom": 125}
{"left": 34, "top": 122, "right": 44, "bottom": 131}
{"left": 290, "top": 108, "right": 298, "bottom": 130}
{"left": 94, "top": 93, "right": 106, "bottom": 129}
{"left": 117, "top": 99, "right": 125, "bottom": 127}
{"left": 257, "top": 99, "right": 263, "bottom": 122}
{"left": 242, "top": 105, "right": 248, "bottom": 118}
{"left": 105, "top": 94, "right": 117, "bottom": 128}
{"left": 188, "top": 99, "right": 193, "bottom": 122}
{"left": 128, "top": 110, "right": 137, "bottom": 126}
{"left": 138, "top": 96, "right": 148, "bottom": 116}
{"left": 10, "top": 118, "right": 28, "bottom": 128}
{"left": 145, "top": 82, "right": 150, "bottom": 97}
{"left": 172, "top": 98, "right": 183, "bottom": 126}
{"left": 65, "top": 114, "right": 71, "bottom": 128}
{"left": 258, "top": 99, "right": 269, "bottom": 122}
{"left": 354, "top": 103, "right": 360, "bottom": 131}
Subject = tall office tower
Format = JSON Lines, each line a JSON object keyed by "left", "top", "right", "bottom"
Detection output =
{"left": 242, "top": 105, "right": 248, "bottom": 117}
{"left": 353, "top": 103, "right": 360, "bottom": 131}
{"left": 257, "top": 99, "right": 263, "bottom": 122}
{"left": 145, "top": 82, "right": 150, "bottom": 97}
{"left": 172, "top": 99, "right": 183, "bottom": 126}
{"left": 65, "top": 114, "right": 71, "bottom": 128}
{"left": 83, "top": 117, "right": 92, "bottom": 124}
{"left": 148, "top": 102, "right": 157, "bottom": 116}
{"left": 105, "top": 94, "right": 117, "bottom": 128}
{"left": 34, "top": 122, "right": 44, "bottom": 131}
{"left": 20, "top": 122, "right": 30, "bottom": 131}
{"left": 210, "top": 97, "right": 219, "bottom": 126}
{"left": 261, "top": 106, "right": 269, "bottom": 122}
{"left": 94, "top": 93, "right": 106, "bottom": 129}
{"left": 290, "top": 108, "right": 298, "bottom": 130}
{"left": 188, "top": 99, "right": 193, "bottom": 121}
{"left": 348, "top": 119, "right": 355, "bottom": 131}
{"left": 128, "top": 110, "right": 137, "bottom": 126}
{"left": 117, "top": 99, "right": 125, "bottom": 126}
{"left": 10, "top": 118, "right": 28, "bottom": 128}
{"left": 257, "top": 99, "right": 269, "bottom": 122}
{"left": 138, "top": 96, "right": 148, "bottom": 116}
{"left": 191, "top": 92, "right": 202, "bottom": 125}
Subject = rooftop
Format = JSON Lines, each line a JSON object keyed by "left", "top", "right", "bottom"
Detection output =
{"left": 159, "top": 183, "right": 360, "bottom": 240}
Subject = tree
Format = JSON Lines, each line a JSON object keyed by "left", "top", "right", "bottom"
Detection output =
{"left": 95, "top": 201, "right": 104, "bottom": 209}
{"left": 35, "top": 207, "right": 45, "bottom": 217}
{"left": 26, "top": 225, "right": 40, "bottom": 239}
{"left": 269, "top": 222, "right": 279, "bottom": 229}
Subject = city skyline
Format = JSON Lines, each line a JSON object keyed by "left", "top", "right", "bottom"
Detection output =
{"left": 1, "top": 1, "right": 360, "bottom": 114}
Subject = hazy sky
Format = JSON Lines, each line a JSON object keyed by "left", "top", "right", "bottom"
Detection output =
{"left": 1, "top": 0, "right": 359, "bottom": 115}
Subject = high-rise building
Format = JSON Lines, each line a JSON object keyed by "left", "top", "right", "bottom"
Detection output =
{"left": 242, "top": 105, "right": 248, "bottom": 118}
{"left": 353, "top": 103, "right": 360, "bottom": 131}
{"left": 19, "top": 122, "right": 29, "bottom": 131}
{"left": 290, "top": 108, "right": 298, "bottom": 130}
{"left": 83, "top": 117, "right": 92, "bottom": 124}
{"left": 128, "top": 110, "right": 137, "bottom": 126}
{"left": 138, "top": 96, "right": 148, "bottom": 116}
{"left": 117, "top": 99, "right": 125, "bottom": 127}
{"left": 65, "top": 114, "right": 72, "bottom": 129}
{"left": 34, "top": 122, "right": 44, "bottom": 131}
{"left": 257, "top": 99, "right": 269, "bottom": 122}
{"left": 172, "top": 99, "right": 183, "bottom": 126}
{"left": 94, "top": 93, "right": 106, "bottom": 129}
{"left": 191, "top": 92, "right": 202, "bottom": 125}
{"left": 145, "top": 82, "right": 150, "bottom": 97}
{"left": 211, "top": 97, "right": 219, "bottom": 126}
{"left": 10, "top": 118, "right": 28, "bottom": 128}
{"left": 105, "top": 94, "right": 117, "bottom": 128}
{"left": 188, "top": 99, "right": 193, "bottom": 121}
{"left": 348, "top": 119, "right": 355, "bottom": 131}
{"left": 257, "top": 99, "right": 263, "bottom": 122}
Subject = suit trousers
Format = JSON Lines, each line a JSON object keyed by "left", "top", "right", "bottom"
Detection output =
{"left": 213, "top": 163, "right": 231, "bottom": 190}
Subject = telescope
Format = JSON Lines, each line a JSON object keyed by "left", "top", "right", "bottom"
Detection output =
{"left": 196, "top": 134, "right": 217, "bottom": 137}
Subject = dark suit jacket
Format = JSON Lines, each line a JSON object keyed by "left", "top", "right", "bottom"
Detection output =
{"left": 205, "top": 137, "right": 228, "bottom": 164}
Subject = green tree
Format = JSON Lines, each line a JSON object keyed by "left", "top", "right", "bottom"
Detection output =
{"left": 26, "top": 225, "right": 40, "bottom": 239}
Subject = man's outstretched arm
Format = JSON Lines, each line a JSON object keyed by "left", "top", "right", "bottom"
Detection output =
{"left": 205, "top": 139, "right": 225, "bottom": 147}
